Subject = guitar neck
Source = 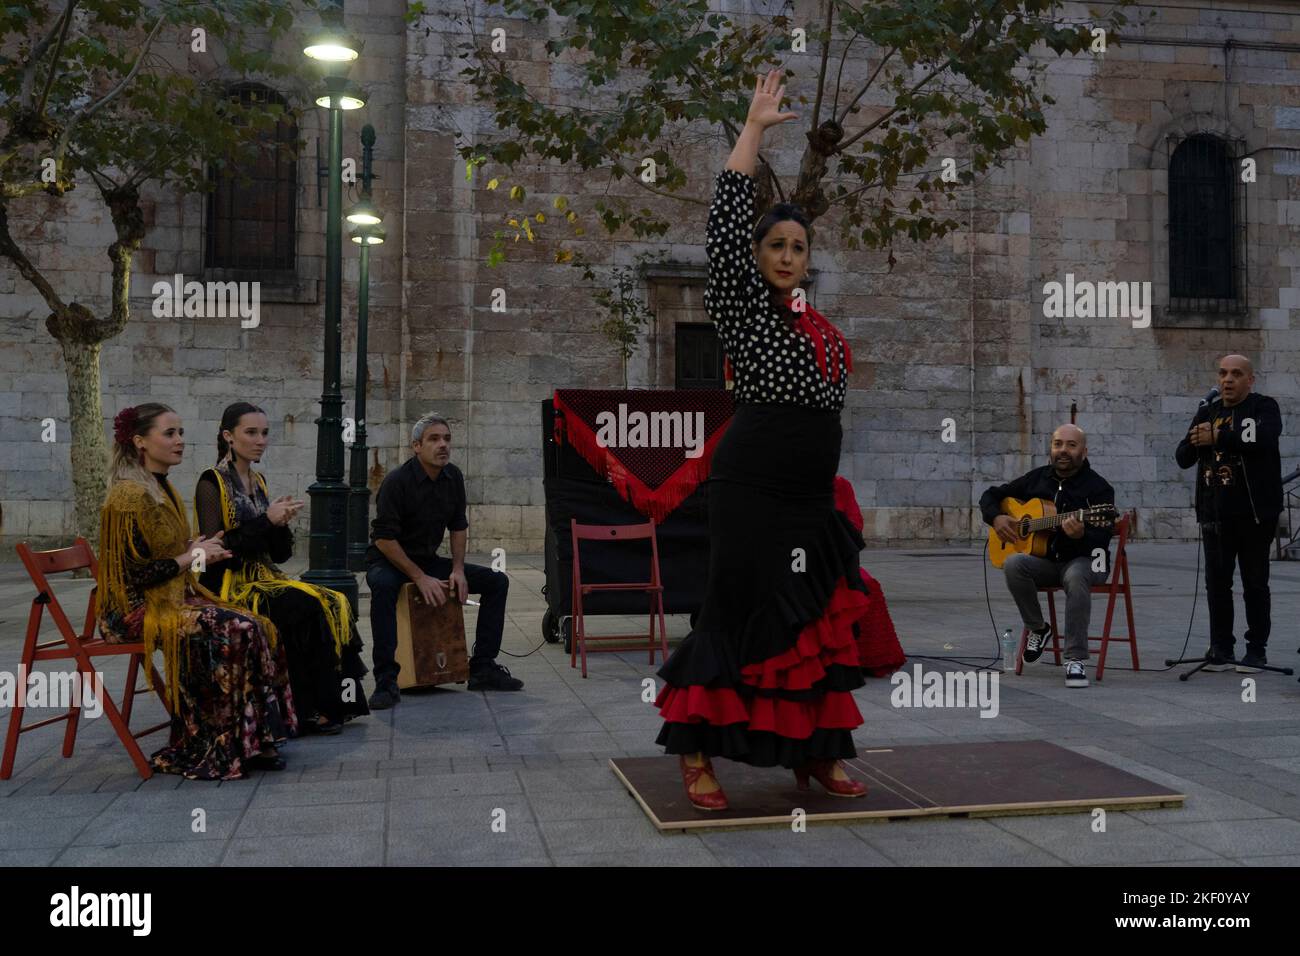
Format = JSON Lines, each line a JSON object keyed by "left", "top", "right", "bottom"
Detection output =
{"left": 1024, "top": 509, "right": 1083, "bottom": 534}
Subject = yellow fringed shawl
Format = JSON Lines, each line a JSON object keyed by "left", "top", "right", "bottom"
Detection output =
{"left": 198, "top": 465, "right": 351, "bottom": 658}
{"left": 98, "top": 477, "right": 280, "bottom": 711}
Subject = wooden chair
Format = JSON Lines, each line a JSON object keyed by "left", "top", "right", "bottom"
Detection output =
{"left": 569, "top": 519, "right": 669, "bottom": 678}
{"left": 1, "top": 538, "right": 170, "bottom": 780}
{"left": 1015, "top": 513, "right": 1139, "bottom": 681}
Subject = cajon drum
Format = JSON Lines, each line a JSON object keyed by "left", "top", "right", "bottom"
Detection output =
{"left": 394, "top": 583, "right": 471, "bottom": 690}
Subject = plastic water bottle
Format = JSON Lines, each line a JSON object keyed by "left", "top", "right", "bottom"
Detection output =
{"left": 1000, "top": 627, "right": 1017, "bottom": 672}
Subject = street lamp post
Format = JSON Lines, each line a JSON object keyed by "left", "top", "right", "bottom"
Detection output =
{"left": 302, "top": 7, "right": 363, "bottom": 611}
{"left": 346, "top": 123, "right": 383, "bottom": 571}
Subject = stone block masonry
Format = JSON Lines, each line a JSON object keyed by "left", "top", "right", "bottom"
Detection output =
{"left": 3, "top": 2, "right": 1300, "bottom": 553}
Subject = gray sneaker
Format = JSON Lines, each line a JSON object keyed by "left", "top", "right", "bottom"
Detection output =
{"left": 1203, "top": 646, "right": 1235, "bottom": 672}
{"left": 1235, "top": 647, "right": 1267, "bottom": 673}
{"left": 1065, "top": 660, "right": 1089, "bottom": 688}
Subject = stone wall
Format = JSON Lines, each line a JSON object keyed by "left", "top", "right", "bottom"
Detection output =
{"left": 4, "top": 0, "right": 1300, "bottom": 559}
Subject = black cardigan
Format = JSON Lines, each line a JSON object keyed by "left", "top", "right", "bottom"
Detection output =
{"left": 193, "top": 468, "right": 293, "bottom": 594}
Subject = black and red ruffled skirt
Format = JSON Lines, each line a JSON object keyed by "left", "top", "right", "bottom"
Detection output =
{"left": 655, "top": 403, "right": 870, "bottom": 768}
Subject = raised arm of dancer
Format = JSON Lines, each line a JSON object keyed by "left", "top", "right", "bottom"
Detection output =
{"left": 725, "top": 69, "right": 798, "bottom": 176}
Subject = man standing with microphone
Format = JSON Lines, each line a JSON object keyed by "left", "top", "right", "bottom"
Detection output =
{"left": 1175, "top": 355, "right": 1283, "bottom": 673}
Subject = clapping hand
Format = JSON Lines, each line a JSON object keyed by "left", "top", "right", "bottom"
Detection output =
{"left": 181, "top": 532, "right": 231, "bottom": 567}
{"left": 266, "top": 495, "right": 304, "bottom": 526}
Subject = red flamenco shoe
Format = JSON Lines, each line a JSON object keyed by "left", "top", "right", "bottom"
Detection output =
{"left": 679, "top": 755, "right": 729, "bottom": 811}
{"left": 795, "top": 759, "right": 867, "bottom": 798}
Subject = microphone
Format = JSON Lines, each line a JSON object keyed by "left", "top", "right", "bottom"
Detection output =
{"left": 1198, "top": 386, "right": 1220, "bottom": 407}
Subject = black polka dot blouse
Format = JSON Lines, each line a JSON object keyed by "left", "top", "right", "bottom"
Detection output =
{"left": 703, "top": 168, "right": 850, "bottom": 411}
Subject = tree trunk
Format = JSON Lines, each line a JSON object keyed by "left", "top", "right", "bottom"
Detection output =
{"left": 59, "top": 335, "right": 107, "bottom": 544}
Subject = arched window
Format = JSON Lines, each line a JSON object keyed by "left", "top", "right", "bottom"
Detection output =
{"left": 1168, "top": 134, "right": 1243, "bottom": 311}
{"left": 205, "top": 83, "right": 298, "bottom": 272}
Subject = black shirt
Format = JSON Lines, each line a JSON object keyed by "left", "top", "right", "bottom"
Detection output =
{"left": 1174, "top": 392, "right": 1283, "bottom": 524}
{"left": 366, "top": 457, "right": 469, "bottom": 566}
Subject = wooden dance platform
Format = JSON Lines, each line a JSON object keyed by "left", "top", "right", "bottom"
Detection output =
{"left": 611, "top": 740, "right": 1184, "bottom": 831}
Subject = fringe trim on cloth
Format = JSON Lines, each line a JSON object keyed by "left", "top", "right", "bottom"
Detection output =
{"left": 99, "top": 478, "right": 279, "bottom": 711}
{"left": 201, "top": 466, "right": 348, "bottom": 658}
{"left": 553, "top": 395, "right": 729, "bottom": 523}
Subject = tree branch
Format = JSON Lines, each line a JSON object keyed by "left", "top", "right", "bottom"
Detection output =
{"left": 17, "top": 0, "right": 76, "bottom": 107}
{"left": 810, "top": 0, "right": 835, "bottom": 130}
{"left": 34, "top": 0, "right": 77, "bottom": 122}
{"left": 52, "top": 14, "right": 168, "bottom": 165}
{"left": 830, "top": 29, "right": 860, "bottom": 120}
{"left": 0, "top": 201, "right": 69, "bottom": 313}
{"left": 606, "top": 161, "right": 707, "bottom": 205}
{"left": 834, "top": 55, "right": 954, "bottom": 155}
{"left": 835, "top": 46, "right": 897, "bottom": 127}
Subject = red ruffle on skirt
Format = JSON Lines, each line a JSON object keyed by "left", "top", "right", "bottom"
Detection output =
{"left": 740, "top": 582, "right": 868, "bottom": 690}
{"left": 655, "top": 574, "right": 869, "bottom": 738}
{"left": 855, "top": 568, "right": 906, "bottom": 677}
{"left": 655, "top": 683, "right": 861, "bottom": 736}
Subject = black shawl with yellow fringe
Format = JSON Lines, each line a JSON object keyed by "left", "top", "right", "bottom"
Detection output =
{"left": 194, "top": 461, "right": 351, "bottom": 658}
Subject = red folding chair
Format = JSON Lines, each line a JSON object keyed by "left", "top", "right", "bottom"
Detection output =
{"left": 1015, "top": 513, "right": 1139, "bottom": 681}
{"left": 2, "top": 538, "right": 171, "bottom": 780}
{"left": 569, "top": 519, "right": 669, "bottom": 678}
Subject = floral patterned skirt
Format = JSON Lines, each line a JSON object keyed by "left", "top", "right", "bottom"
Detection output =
{"left": 138, "top": 599, "right": 298, "bottom": 780}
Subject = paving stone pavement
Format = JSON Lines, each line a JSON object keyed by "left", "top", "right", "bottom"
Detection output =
{"left": 1, "top": 543, "right": 1298, "bottom": 867}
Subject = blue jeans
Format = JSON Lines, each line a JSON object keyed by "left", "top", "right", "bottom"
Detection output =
{"left": 366, "top": 555, "right": 509, "bottom": 688}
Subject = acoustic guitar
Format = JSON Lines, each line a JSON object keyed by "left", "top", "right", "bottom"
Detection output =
{"left": 986, "top": 497, "right": 1119, "bottom": 569}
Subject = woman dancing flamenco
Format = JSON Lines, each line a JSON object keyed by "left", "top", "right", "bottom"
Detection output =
{"left": 655, "top": 70, "right": 873, "bottom": 810}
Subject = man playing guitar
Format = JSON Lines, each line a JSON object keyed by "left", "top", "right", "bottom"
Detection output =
{"left": 980, "top": 424, "right": 1116, "bottom": 687}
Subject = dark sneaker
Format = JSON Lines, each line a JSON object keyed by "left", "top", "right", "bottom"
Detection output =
{"left": 368, "top": 685, "right": 401, "bottom": 710}
{"left": 1203, "top": 646, "right": 1235, "bottom": 672}
{"left": 468, "top": 662, "right": 524, "bottom": 692}
{"left": 1023, "top": 624, "right": 1052, "bottom": 663}
{"left": 1236, "top": 648, "right": 1267, "bottom": 673}
{"left": 1065, "top": 660, "right": 1089, "bottom": 688}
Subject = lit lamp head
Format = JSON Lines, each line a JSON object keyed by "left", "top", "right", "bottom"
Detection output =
{"left": 303, "top": 23, "right": 360, "bottom": 67}
{"left": 346, "top": 197, "right": 383, "bottom": 227}
{"left": 350, "top": 224, "right": 386, "bottom": 246}
{"left": 315, "top": 76, "right": 367, "bottom": 111}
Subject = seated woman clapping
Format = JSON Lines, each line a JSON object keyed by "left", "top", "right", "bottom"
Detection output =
{"left": 98, "top": 403, "right": 296, "bottom": 779}
{"left": 194, "top": 402, "right": 369, "bottom": 735}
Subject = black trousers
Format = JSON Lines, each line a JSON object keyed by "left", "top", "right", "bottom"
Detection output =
{"left": 1202, "top": 516, "right": 1276, "bottom": 653}
{"left": 366, "top": 555, "right": 509, "bottom": 688}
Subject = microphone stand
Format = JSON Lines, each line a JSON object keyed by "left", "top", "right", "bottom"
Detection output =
{"left": 1166, "top": 397, "right": 1295, "bottom": 680}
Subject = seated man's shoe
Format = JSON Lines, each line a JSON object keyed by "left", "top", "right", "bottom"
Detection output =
{"left": 1023, "top": 624, "right": 1052, "bottom": 663}
{"left": 368, "top": 684, "right": 401, "bottom": 710}
{"left": 468, "top": 661, "right": 524, "bottom": 691}
{"left": 1064, "top": 659, "right": 1089, "bottom": 688}
{"left": 1203, "top": 645, "right": 1236, "bottom": 671}
{"left": 1235, "top": 647, "right": 1267, "bottom": 673}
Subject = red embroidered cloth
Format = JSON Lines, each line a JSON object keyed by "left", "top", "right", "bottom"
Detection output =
{"left": 552, "top": 389, "right": 734, "bottom": 523}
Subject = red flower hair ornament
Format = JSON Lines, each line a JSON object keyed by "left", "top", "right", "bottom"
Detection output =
{"left": 113, "top": 406, "right": 139, "bottom": 447}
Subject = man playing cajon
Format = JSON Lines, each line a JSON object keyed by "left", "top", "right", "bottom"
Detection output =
{"left": 365, "top": 413, "right": 524, "bottom": 709}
